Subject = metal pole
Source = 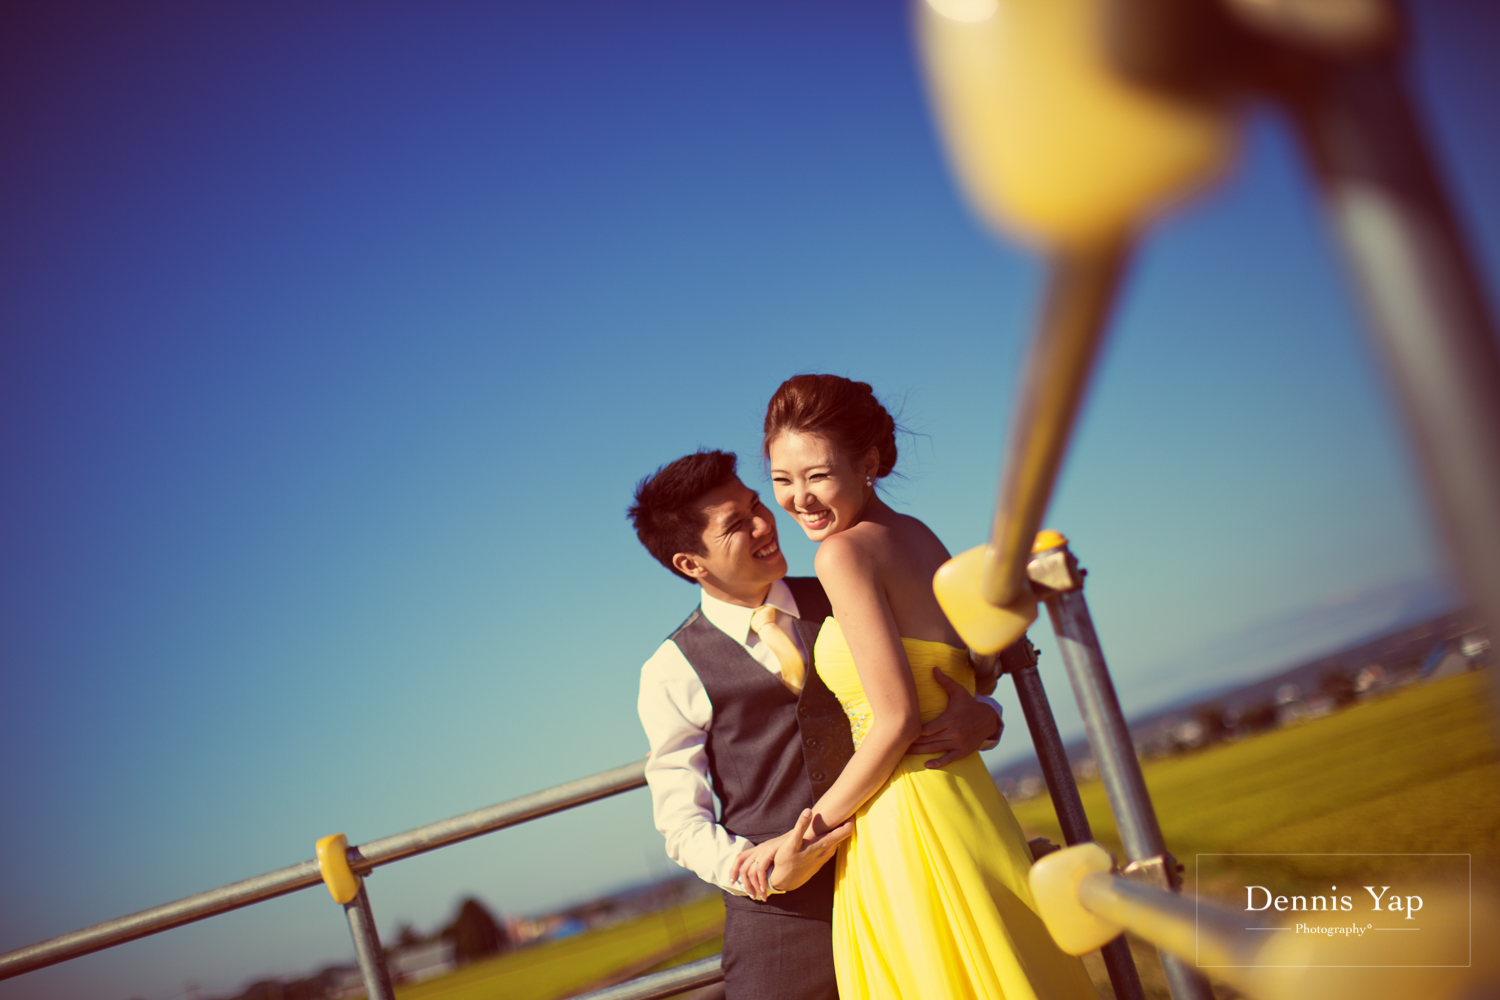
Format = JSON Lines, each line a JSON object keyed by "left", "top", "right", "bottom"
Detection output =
{"left": 0, "top": 760, "right": 648, "bottom": 981}
{"left": 344, "top": 883, "right": 396, "bottom": 1000}
{"left": 1006, "top": 643, "right": 1146, "bottom": 1000}
{"left": 1044, "top": 584, "right": 1214, "bottom": 1000}
{"left": 1011, "top": 660, "right": 1094, "bottom": 845}
{"left": 1288, "top": 58, "right": 1500, "bottom": 642}
{"left": 981, "top": 244, "right": 1130, "bottom": 608}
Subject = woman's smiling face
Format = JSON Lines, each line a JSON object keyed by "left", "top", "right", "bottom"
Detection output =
{"left": 767, "top": 430, "right": 877, "bottom": 542}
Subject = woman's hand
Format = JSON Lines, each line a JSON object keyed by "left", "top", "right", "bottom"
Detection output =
{"left": 730, "top": 809, "right": 856, "bottom": 901}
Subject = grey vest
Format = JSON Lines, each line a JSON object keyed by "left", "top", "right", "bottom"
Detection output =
{"left": 670, "top": 577, "right": 855, "bottom": 917}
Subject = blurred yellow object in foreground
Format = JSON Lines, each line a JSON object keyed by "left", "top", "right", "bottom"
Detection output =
{"left": 915, "top": 0, "right": 1236, "bottom": 248}
{"left": 934, "top": 543, "right": 1038, "bottom": 653}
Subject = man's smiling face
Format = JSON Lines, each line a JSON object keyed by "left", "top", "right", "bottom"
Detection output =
{"left": 671, "top": 478, "right": 787, "bottom": 606}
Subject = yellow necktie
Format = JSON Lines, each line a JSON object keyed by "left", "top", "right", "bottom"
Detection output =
{"left": 750, "top": 605, "right": 806, "bottom": 695}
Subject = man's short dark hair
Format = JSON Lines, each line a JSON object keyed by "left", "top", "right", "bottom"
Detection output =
{"left": 628, "top": 450, "right": 740, "bottom": 582}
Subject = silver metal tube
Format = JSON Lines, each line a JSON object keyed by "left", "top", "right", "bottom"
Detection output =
{"left": 0, "top": 760, "right": 648, "bottom": 981}
{"left": 352, "top": 760, "right": 647, "bottom": 871}
{"left": 567, "top": 956, "right": 724, "bottom": 1000}
{"left": 1075, "top": 871, "right": 1259, "bottom": 979}
{"left": 1010, "top": 661, "right": 1146, "bottom": 1000}
{"left": 0, "top": 860, "right": 324, "bottom": 980}
{"left": 1290, "top": 59, "right": 1500, "bottom": 642}
{"left": 981, "top": 244, "right": 1129, "bottom": 607}
{"left": 344, "top": 883, "right": 396, "bottom": 1000}
{"left": 1046, "top": 592, "right": 1164, "bottom": 862}
{"left": 1045, "top": 588, "right": 1214, "bottom": 1000}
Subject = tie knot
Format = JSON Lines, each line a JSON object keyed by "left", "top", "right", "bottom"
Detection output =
{"left": 748, "top": 604, "right": 805, "bottom": 694}
{"left": 750, "top": 605, "right": 779, "bottom": 633}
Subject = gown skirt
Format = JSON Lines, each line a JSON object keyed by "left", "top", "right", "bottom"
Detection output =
{"left": 815, "top": 619, "right": 1099, "bottom": 1000}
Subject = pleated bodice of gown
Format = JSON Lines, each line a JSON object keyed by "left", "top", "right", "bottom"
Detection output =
{"left": 815, "top": 618, "right": 1099, "bottom": 1000}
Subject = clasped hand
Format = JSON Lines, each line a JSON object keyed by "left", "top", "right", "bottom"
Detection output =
{"left": 907, "top": 668, "right": 1002, "bottom": 766}
{"left": 731, "top": 671, "right": 999, "bottom": 901}
{"left": 730, "top": 809, "right": 854, "bottom": 902}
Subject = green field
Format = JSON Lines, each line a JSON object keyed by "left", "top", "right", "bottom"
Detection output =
{"left": 1019, "top": 670, "right": 1500, "bottom": 998}
{"left": 393, "top": 893, "right": 724, "bottom": 1000}
{"left": 1011, "top": 669, "right": 1500, "bottom": 896}
{"left": 392, "top": 670, "right": 1499, "bottom": 999}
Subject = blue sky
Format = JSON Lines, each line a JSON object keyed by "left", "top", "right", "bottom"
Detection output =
{"left": 1, "top": 1, "right": 1496, "bottom": 998}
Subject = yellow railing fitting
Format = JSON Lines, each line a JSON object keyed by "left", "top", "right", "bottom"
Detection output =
{"left": 1032, "top": 529, "right": 1068, "bottom": 553}
{"left": 315, "top": 833, "right": 361, "bottom": 905}
{"left": 934, "top": 543, "right": 1039, "bottom": 654}
{"left": 1028, "top": 842, "right": 1122, "bottom": 954}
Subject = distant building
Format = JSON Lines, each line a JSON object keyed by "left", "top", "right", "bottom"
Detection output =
{"left": 1172, "top": 719, "right": 1207, "bottom": 750}
{"left": 1304, "top": 695, "right": 1336, "bottom": 719}
{"left": 1427, "top": 650, "right": 1473, "bottom": 681}
{"left": 1460, "top": 632, "right": 1491, "bottom": 660}
{"left": 1012, "top": 776, "right": 1044, "bottom": 801}
{"left": 1355, "top": 663, "right": 1388, "bottom": 695}
{"left": 325, "top": 967, "right": 367, "bottom": 1000}
{"left": 1420, "top": 634, "right": 1491, "bottom": 681}
{"left": 389, "top": 939, "right": 456, "bottom": 985}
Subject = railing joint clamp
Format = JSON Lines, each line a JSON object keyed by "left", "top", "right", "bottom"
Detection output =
{"left": 316, "top": 833, "right": 362, "bottom": 905}
{"left": 1027, "top": 541, "right": 1084, "bottom": 595}
{"left": 1121, "top": 853, "right": 1183, "bottom": 892}
{"left": 998, "top": 636, "right": 1042, "bottom": 675}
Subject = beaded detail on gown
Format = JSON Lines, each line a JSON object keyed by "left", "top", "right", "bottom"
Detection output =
{"left": 815, "top": 618, "right": 1099, "bottom": 1000}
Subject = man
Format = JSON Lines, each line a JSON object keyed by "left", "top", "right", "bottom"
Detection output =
{"left": 630, "top": 450, "right": 1003, "bottom": 1000}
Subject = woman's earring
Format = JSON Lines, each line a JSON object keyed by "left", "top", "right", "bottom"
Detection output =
{"left": 865, "top": 476, "right": 873, "bottom": 487}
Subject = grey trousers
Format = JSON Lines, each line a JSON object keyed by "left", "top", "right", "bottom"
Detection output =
{"left": 721, "top": 907, "right": 839, "bottom": 1000}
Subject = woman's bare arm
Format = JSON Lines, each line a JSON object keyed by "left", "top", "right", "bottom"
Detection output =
{"left": 802, "top": 530, "right": 921, "bottom": 831}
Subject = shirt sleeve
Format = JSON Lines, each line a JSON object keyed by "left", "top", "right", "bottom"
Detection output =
{"left": 978, "top": 694, "right": 1004, "bottom": 752}
{"left": 638, "top": 640, "right": 754, "bottom": 895}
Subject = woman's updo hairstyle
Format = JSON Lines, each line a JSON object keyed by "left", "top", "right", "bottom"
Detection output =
{"left": 763, "top": 374, "right": 899, "bottom": 479}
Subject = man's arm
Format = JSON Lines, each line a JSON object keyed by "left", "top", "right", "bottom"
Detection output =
{"left": 638, "top": 641, "right": 754, "bottom": 895}
{"left": 731, "top": 808, "right": 855, "bottom": 901}
{"left": 907, "top": 668, "right": 1003, "bottom": 768}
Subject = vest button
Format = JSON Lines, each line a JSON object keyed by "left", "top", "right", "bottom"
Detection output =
{"left": 798, "top": 706, "right": 809, "bottom": 716}
{"left": 810, "top": 771, "right": 824, "bottom": 781}
{"left": 806, "top": 738, "right": 820, "bottom": 748}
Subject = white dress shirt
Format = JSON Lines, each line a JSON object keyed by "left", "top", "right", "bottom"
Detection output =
{"left": 636, "top": 579, "right": 1002, "bottom": 896}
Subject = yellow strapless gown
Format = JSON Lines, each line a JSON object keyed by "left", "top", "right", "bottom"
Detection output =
{"left": 816, "top": 619, "right": 1098, "bottom": 1000}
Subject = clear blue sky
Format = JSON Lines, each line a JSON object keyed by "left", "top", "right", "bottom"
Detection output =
{"left": 2, "top": 2, "right": 1496, "bottom": 998}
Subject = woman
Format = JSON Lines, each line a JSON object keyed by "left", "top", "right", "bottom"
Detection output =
{"left": 735, "top": 374, "right": 1097, "bottom": 1000}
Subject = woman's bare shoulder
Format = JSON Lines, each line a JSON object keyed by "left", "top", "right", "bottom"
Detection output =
{"left": 814, "top": 523, "right": 882, "bottom": 571}
{"left": 885, "top": 510, "right": 950, "bottom": 561}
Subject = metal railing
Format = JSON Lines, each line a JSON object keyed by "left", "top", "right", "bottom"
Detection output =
{"left": 8, "top": 3, "right": 1496, "bottom": 999}
{"left": 0, "top": 761, "right": 731, "bottom": 999}
{"left": 0, "top": 543, "right": 1170, "bottom": 1000}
